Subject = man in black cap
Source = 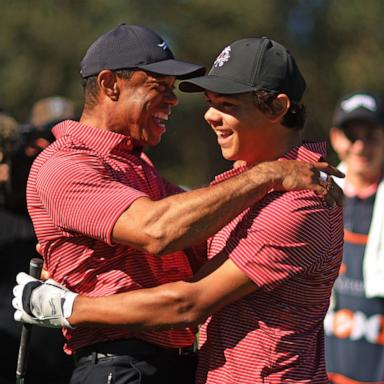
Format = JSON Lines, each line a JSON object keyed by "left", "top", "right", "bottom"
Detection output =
{"left": 14, "top": 36, "right": 344, "bottom": 383}
{"left": 325, "top": 92, "right": 384, "bottom": 383}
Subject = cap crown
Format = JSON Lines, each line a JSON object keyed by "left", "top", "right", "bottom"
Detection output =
{"left": 180, "top": 37, "right": 306, "bottom": 102}
{"left": 333, "top": 92, "right": 384, "bottom": 128}
{"left": 80, "top": 24, "right": 174, "bottom": 78}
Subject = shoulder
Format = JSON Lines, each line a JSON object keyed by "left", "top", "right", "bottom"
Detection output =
{"left": 255, "top": 190, "right": 329, "bottom": 221}
{"left": 31, "top": 144, "right": 109, "bottom": 195}
{"left": 244, "top": 190, "right": 335, "bottom": 243}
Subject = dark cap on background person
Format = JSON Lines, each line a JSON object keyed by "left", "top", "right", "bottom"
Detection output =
{"left": 179, "top": 37, "right": 306, "bottom": 102}
{"left": 332, "top": 92, "right": 384, "bottom": 129}
{"left": 80, "top": 23, "right": 205, "bottom": 79}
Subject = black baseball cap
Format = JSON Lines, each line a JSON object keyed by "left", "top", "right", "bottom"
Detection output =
{"left": 179, "top": 37, "right": 306, "bottom": 102}
{"left": 333, "top": 92, "right": 384, "bottom": 128}
{"left": 80, "top": 23, "right": 205, "bottom": 79}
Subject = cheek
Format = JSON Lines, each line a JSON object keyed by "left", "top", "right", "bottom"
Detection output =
{"left": 371, "top": 145, "right": 384, "bottom": 160}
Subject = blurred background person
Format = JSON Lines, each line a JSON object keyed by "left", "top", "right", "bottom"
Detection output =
{"left": 0, "top": 112, "right": 34, "bottom": 241}
{"left": 325, "top": 92, "right": 384, "bottom": 383}
{"left": 30, "top": 95, "right": 76, "bottom": 131}
{"left": 0, "top": 97, "right": 76, "bottom": 383}
{"left": 9, "top": 96, "right": 76, "bottom": 214}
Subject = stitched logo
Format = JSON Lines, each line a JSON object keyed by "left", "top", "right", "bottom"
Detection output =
{"left": 214, "top": 46, "right": 231, "bottom": 68}
{"left": 341, "top": 94, "right": 377, "bottom": 112}
{"left": 157, "top": 41, "right": 168, "bottom": 51}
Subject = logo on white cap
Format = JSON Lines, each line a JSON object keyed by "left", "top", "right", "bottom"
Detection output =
{"left": 214, "top": 46, "right": 231, "bottom": 68}
{"left": 341, "top": 94, "right": 377, "bottom": 112}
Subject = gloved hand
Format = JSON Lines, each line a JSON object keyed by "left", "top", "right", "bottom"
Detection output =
{"left": 12, "top": 272, "right": 78, "bottom": 329}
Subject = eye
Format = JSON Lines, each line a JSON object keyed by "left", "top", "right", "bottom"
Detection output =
{"left": 157, "top": 82, "right": 175, "bottom": 94}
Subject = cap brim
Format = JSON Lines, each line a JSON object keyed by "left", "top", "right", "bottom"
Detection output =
{"left": 137, "top": 59, "right": 205, "bottom": 79}
{"left": 179, "top": 75, "right": 255, "bottom": 94}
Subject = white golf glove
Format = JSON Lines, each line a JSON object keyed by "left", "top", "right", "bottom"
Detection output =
{"left": 12, "top": 272, "right": 78, "bottom": 329}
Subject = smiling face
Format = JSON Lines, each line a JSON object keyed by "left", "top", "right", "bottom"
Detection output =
{"left": 113, "top": 70, "right": 177, "bottom": 146}
{"left": 330, "top": 121, "right": 384, "bottom": 182}
{"left": 204, "top": 91, "right": 297, "bottom": 164}
{"left": 204, "top": 92, "right": 269, "bottom": 164}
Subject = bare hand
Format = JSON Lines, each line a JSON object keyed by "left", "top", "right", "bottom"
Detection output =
{"left": 260, "top": 160, "right": 344, "bottom": 207}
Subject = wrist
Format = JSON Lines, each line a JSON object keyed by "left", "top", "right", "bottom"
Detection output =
{"left": 251, "top": 161, "right": 279, "bottom": 192}
{"left": 62, "top": 291, "right": 78, "bottom": 320}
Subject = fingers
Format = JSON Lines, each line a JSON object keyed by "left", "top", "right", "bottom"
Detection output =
{"left": 313, "top": 162, "right": 345, "bottom": 178}
{"left": 318, "top": 176, "right": 344, "bottom": 208}
{"left": 41, "top": 268, "right": 50, "bottom": 281}
{"left": 14, "top": 310, "right": 23, "bottom": 322}
{"left": 327, "top": 179, "right": 344, "bottom": 207}
{"left": 12, "top": 296, "right": 20, "bottom": 311}
{"left": 12, "top": 284, "right": 23, "bottom": 299}
{"left": 14, "top": 309, "right": 38, "bottom": 326}
{"left": 36, "top": 243, "right": 43, "bottom": 256}
{"left": 16, "top": 272, "right": 37, "bottom": 285}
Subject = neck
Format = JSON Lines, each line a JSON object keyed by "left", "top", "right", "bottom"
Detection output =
{"left": 80, "top": 107, "right": 110, "bottom": 132}
{"left": 248, "top": 127, "right": 302, "bottom": 165}
{"left": 279, "top": 130, "right": 302, "bottom": 156}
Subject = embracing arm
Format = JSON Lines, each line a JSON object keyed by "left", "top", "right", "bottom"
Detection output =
{"left": 13, "top": 255, "right": 256, "bottom": 330}
{"left": 112, "top": 160, "right": 343, "bottom": 255}
{"left": 13, "top": 189, "right": 340, "bottom": 329}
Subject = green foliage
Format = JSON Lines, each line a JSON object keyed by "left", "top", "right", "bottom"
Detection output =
{"left": 0, "top": 0, "right": 383, "bottom": 184}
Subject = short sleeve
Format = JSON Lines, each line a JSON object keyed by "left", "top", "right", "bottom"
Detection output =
{"left": 35, "top": 152, "right": 148, "bottom": 245}
{"left": 228, "top": 191, "right": 331, "bottom": 292}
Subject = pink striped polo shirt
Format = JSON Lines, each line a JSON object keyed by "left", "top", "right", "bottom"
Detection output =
{"left": 27, "top": 120, "right": 195, "bottom": 354}
{"left": 196, "top": 142, "right": 344, "bottom": 384}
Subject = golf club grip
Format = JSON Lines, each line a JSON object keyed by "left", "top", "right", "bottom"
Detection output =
{"left": 16, "top": 258, "right": 44, "bottom": 382}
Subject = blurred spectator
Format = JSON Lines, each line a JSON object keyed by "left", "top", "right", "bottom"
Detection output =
{"left": 30, "top": 96, "right": 75, "bottom": 130}
{"left": 0, "top": 104, "right": 74, "bottom": 383}
{"left": 325, "top": 92, "right": 384, "bottom": 383}
{"left": 0, "top": 113, "right": 33, "bottom": 240}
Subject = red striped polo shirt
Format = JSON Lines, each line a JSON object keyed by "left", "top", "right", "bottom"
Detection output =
{"left": 27, "top": 120, "right": 195, "bottom": 354}
{"left": 196, "top": 142, "right": 344, "bottom": 384}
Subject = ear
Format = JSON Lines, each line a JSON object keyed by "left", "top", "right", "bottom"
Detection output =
{"left": 268, "top": 93, "right": 291, "bottom": 123}
{"left": 97, "top": 70, "right": 120, "bottom": 101}
{"left": 329, "top": 126, "right": 348, "bottom": 161}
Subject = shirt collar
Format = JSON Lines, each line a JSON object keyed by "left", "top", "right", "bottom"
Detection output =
{"left": 51, "top": 120, "right": 135, "bottom": 155}
{"left": 212, "top": 141, "right": 326, "bottom": 184}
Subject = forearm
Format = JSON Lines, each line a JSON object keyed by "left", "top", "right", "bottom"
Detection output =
{"left": 146, "top": 171, "right": 271, "bottom": 254}
{"left": 69, "top": 281, "right": 204, "bottom": 330}
{"left": 114, "top": 162, "right": 275, "bottom": 255}
{"left": 113, "top": 159, "right": 338, "bottom": 255}
{"left": 68, "top": 257, "right": 258, "bottom": 330}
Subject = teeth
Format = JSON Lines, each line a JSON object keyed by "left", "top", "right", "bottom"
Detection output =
{"left": 217, "top": 130, "right": 232, "bottom": 138}
{"left": 153, "top": 112, "right": 169, "bottom": 121}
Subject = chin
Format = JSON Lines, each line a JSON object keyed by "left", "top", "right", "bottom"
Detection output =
{"left": 221, "top": 149, "right": 238, "bottom": 161}
{"left": 148, "top": 136, "right": 163, "bottom": 147}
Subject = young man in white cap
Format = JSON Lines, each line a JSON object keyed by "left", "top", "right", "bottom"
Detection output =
{"left": 325, "top": 92, "right": 384, "bottom": 383}
{"left": 14, "top": 36, "right": 344, "bottom": 383}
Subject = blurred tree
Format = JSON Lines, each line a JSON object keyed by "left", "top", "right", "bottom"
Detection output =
{"left": 0, "top": 0, "right": 383, "bottom": 185}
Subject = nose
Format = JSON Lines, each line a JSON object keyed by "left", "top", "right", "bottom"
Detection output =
{"left": 204, "top": 107, "right": 221, "bottom": 127}
{"left": 351, "top": 138, "right": 366, "bottom": 152}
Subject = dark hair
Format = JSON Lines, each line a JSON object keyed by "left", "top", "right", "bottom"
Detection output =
{"left": 252, "top": 90, "right": 306, "bottom": 130}
{"left": 81, "top": 69, "right": 135, "bottom": 109}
